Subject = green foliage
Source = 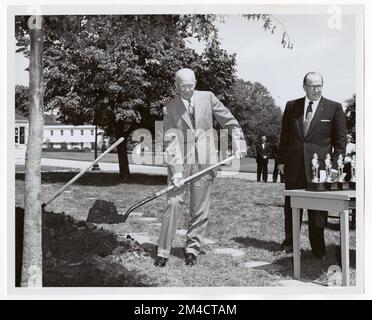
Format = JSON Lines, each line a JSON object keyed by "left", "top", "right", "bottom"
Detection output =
{"left": 242, "top": 14, "right": 294, "bottom": 49}
{"left": 228, "top": 79, "right": 282, "bottom": 157}
{"left": 345, "top": 94, "right": 355, "bottom": 139}
{"left": 195, "top": 37, "right": 237, "bottom": 103}
{"left": 15, "top": 85, "right": 29, "bottom": 116}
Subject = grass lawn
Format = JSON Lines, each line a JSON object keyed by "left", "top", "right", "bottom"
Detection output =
{"left": 15, "top": 171, "right": 356, "bottom": 287}
{"left": 42, "top": 151, "right": 275, "bottom": 173}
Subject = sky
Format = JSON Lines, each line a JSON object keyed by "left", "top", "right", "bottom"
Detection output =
{"left": 187, "top": 14, "right": 356, "bottom": 109}
{"left": 15, "top": 14, "right": 356, "bottom": 109}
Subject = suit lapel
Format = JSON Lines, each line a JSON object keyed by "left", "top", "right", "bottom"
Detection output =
{"left": 295, "top": 97, "right": 305, "bottom": 139}
{"left": 306, "top": 97, "right": 326, "bottom": 137}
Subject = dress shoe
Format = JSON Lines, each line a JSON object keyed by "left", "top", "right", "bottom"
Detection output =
{"left": 185, "top": 253, "right": 197, "bottom": 266}
{"left": 154, "top": 256, "right": 168, "bottom": 268}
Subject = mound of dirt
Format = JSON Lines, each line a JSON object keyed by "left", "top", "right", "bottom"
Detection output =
{"left": 86, "top": 200, "right": 125, "bottom": 224}
{"left": 16, "top": 207, "right": 153, "bottom": 287}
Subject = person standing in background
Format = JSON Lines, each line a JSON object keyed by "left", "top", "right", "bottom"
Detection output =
{"left": 272, "top": 142, "right": 284, "bottom": 183}
{"left": 255, "top": 135, "right": 270, "bottom": 182}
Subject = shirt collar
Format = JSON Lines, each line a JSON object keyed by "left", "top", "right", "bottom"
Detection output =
{"left": 305, "top": 96, "right": 321, "bottom": 110}
{"left": 181, "top": 94, "right": 195, "bottom": 109}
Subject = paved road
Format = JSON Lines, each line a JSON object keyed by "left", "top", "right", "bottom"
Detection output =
{"left": 39, "top": 157, "right": 278, "bottom": 182}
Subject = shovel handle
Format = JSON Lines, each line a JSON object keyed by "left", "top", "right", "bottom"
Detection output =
{"left": 42, "top": 137, "right": 124, "bottom": 208}
{"left": 122, "top": 155, "right": 237, "bottom": 221}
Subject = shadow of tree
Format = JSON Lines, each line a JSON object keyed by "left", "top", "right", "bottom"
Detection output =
{"left": 15, "top": 172, "right": 167, "bottom": 187}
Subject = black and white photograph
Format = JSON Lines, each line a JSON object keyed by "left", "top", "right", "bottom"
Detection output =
{"left": 2, "top": 0, "right": 369, "bottom": 299}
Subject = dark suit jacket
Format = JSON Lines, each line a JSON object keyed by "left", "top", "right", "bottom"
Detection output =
{"left": 256, "top": 142, "right": 270, "bottom": 163}
{"left": 279, "top": 96, "right": 347, "bottom": 185}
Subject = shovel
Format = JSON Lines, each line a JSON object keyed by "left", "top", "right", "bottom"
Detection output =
{"left": 122, "top": 155, "right": 237, "bottom": 222}
{"left": 42, "top": 137, "right": 125, "bottom": 208}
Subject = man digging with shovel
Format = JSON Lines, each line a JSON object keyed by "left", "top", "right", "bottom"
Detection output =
{"left": 154, "top": 68, "right": 247, "bottom": 267}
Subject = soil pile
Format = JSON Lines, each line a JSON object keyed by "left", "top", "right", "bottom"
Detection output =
{"left": 86, "top": 200, "right": 125, "bottom": 224}
{"left": 16, "top": 207, "right": 152, "bottom": 287}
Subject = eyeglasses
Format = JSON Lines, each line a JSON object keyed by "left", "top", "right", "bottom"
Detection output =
{"left": 305, "top": 84, "right": 323, "bottom": 90}
{"left": 178, "top": 84, "right": 196, "bottom": 90}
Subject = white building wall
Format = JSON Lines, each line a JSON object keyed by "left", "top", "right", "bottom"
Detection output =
{"left": 43, "top": 125, "right": 105, "bottom": 149}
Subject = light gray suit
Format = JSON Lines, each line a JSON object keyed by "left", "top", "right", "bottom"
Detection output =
{"left": 157, "top": 90, "right": 247, "bottom": 258}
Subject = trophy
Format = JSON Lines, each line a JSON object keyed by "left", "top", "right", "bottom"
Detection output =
{"left": 324, "top": 153, "right": 338, "bottom": 191}
{"left": 336, "top": 154, "right": 349, "bottom": 190}
{"left": 349, "top": 154, "right": 356, "bottom": 190}
{"left": 306, "top": 153, "right": 325, "bottom": 191}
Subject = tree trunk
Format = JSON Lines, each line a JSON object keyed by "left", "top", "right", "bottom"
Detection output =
{"left": 21, "top": 17, "right": 44, "bottom": 287}
{"left": 115, "top": 124, "right": 130, "bottom": 179}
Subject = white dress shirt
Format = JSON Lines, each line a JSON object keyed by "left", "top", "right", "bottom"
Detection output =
{"left": 181, "top": 94, "right": 195, "bottom": 113}
{"left": 304, "top": 96, "right": 321, "bottom": 123}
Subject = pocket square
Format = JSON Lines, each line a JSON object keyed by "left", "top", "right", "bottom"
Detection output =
{"left": 321, "top": 119, "right": 331, "bottom": 122}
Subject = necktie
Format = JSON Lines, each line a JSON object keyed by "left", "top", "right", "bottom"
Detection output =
{"left": 303, "top": 101, "right": 313, "bottom": 135}
{"left": 187, "top": 99, "right": 195, "bottom": 128}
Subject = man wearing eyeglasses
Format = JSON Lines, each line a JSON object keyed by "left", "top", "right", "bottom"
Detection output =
{"left": 278, "top": 72, "right": 347, "bottom": 261}
{"left": 154, "top": 68, "right": 247, "bottom": 267}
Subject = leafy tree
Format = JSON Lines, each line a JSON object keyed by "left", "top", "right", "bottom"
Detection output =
{"left": 15, "top": 85, "right": 29, "bottom": 116}
{"left": 345, "top": 94, "right": 356, "bottom": 140}
{"left": 17, "top": 15, "right": 237, "bottom": 178}
{"left": 228, "top": 79, "right": 282, "bottom": 157}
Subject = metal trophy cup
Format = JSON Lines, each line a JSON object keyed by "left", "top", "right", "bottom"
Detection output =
{"left": 324, "top": 153, "right": 338, "bottom": 191}
{"left": 349, "top": 154, "right": 356, "bottom": 190}
{"left": 336, "top": 154, "right": 349, "bottom": 190}
{"left": 307, "top": 153, "right": 325, "bottom": 191}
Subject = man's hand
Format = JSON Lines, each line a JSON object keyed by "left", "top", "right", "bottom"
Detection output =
{"left": 235, "top": 150, "right": 247, "bottom": 160}
{"left": 278, "top": 164, "right": 285, "bottom": 175}
{"left": 172, "top": 172, "right": 184, "bottom": 189}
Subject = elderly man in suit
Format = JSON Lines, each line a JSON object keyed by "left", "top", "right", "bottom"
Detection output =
{"left": 255, "top": 135, "right": 270, "bottom": 182}
{"left": 278, "top": 72, "right": 347, "bottom": 260}
{"left": 154, "top": 68, "right": 247, "bottom": 267}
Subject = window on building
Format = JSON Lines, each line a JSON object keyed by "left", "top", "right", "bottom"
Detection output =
{"left": 20, "top": 127, "right": 25, "bottom": 144}
{"left": 60, "top": 130, "right": 64, "bottom": 136}
{"left": 70, "top": 130, "right": 74, "bottom": 136}
{"left": 15, "top": 127, "right": 19, "bottom": 143}
{"left": 51, "top": 130, "right": 54, "bottom": 136}
{"left": 15, "top": 126, "right": 25, "bottom": 144}
{"left": 91, "top": 129, "right": 94, "bottom": 136}
{"left": 81, "top": 130, "right": 84, "bottom": 136}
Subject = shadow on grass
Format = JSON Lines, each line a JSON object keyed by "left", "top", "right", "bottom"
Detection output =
{"left": 141, "top": 243, "right": 186, "bottom": 260}
{"left": 254, "top": 201, "right": 284, "bottom": 208}
{"left": 15, "top": 172, "right": 167, "bottom": 187}
{"left": 301, "top": 219, "right": 356, "bottom": 232}
{"left": 270, "top": 244, "right": 356, "bottom": 280}
{"left": 231, "top": 236, "right": 282, "bottom": 252}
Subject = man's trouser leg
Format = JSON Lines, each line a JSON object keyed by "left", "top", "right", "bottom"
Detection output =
{"left": 185, "top": 171, "right": 213, "bottom": 257}
{"left": 157, "top": 186, "right": 185, "bottom": 259}
{"left": 263, "top": 159, "right": 268, "bottom": 182}
{"left": 257, "top": 161, "right": 262, "bottom": 182}
{"left": 273, "top": 160, "right": 278, "bottom": 183}
{"left": 308, "top": 210, "right": 328, "bottom": 257}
